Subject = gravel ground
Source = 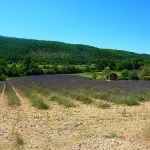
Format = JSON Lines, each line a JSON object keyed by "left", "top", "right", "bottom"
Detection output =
{"left": 0, "top": 87, "right": 150, "bottom": 150}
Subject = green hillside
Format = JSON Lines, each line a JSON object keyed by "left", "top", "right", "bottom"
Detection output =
{"left": 0, "top": 35, "right": 150, "bottom": 65}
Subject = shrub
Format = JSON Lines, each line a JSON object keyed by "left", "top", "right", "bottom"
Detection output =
{"left": 129, "top": 72, "right": 139, "bottom": 80}
{"left": 121, "top": 69, "right": 129, "bottom": 77}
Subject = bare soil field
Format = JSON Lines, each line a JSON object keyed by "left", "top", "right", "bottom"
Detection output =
{"left": 1, "top": 85, "right": 150, "bottom": 150}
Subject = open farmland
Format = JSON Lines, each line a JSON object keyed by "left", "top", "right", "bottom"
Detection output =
{"left": 1, "top": 75, "right": 150, "bottom": 149}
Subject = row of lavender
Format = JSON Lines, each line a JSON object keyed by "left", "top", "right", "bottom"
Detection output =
{"left": 0, "top": 81, "right": 5, "bottom": 94}
{"left": 0, "top": 81, "right": 21, "bottom": 106}
{"left": 10, "top": 75, "right": 150, "bottom": 106}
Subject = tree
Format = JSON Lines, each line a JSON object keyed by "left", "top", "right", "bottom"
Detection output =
{"left": 0, "top": 67, "right": 6, "bottom": 81}
{"left": 102, "top": 66, "right": 111, "bottom": 80}
{"left": 92, "top": 73, "right": 97, "bottom": 80}
{"left": 22, "top": 56, "right": 32, "bottom": 71}
{"left": 21, "top": 56, "right": 43, "bottom": 76}
{"left": 96, "top": 58, "right": 109, "bottom": 70}
{"left": 0, "top": 59, "right": 7, "bottom": 67}
{"left": 7, "top": 63, "right": 19, "bottom": 77}
{"left": 85, "top": 64, "right": 90, "bottom": 72}
{"left": 52, "top": 64, "right": 59, "bottom": 74}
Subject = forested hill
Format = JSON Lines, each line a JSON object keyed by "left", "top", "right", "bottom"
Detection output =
{"left": 0, "top": 35, "right": 150, "bottom": 65}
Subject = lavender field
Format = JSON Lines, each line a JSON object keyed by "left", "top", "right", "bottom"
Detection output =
{"left": 1, "top": 75, "right": 150, "bottom": 108}
{"left": 1, "top": 75, "right": 150, "bottom": 149}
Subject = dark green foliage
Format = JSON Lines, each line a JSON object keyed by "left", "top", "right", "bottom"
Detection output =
{"left": 129, "top": 72, "right": 139, "bottom": 80}
{"left": 0, "top": 35, "right": 150, "bottom": 68}
{"left": 0, "top": 73, "right": 6, "bottom": 81}
{"left": 22, "top": 56, "right": 43, "bottom": 76}
{"left": 7, "top": 63, "right": 19, "bottom": 77}
{"left": 96, "top": 58, "right": 109, "bottom": 70}
{"left": 85, "top": 64, "right": 90, "bottom": 72}
{"left": 0, "top": 59, "right": 7, "bottom": 80}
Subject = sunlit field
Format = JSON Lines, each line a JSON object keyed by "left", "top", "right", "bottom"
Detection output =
{"left": 2, "top": 75, "right": 150, "bottom": 108}
{"left": 1, "top": 75, "right": 150, "bottom": 149}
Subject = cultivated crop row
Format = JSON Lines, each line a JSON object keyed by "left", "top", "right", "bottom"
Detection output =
{"left": 9, "top": 75, "right": 150, "bottom": 108}
{"left": 4, "top": 81, "right": 21, "bottom": 106}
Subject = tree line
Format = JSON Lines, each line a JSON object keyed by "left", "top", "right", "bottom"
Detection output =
{"left": 0, "top": 56, "right": 84, "bottom": 81}
{"left": 1, "top": 55, "right": 150, "bottom": 81}
{"left": 0, "top": 35, "right": 150, "bottom": 66}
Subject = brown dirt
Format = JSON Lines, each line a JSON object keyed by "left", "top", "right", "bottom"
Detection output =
{"left": 0, "top": 86, "right": 150, "bottom": 150}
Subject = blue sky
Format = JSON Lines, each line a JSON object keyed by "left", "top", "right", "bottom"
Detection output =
{"left": 0, "top": 0, "right": 150, "bottom": 54}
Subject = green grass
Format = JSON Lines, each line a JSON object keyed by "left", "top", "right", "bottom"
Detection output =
{"left": 36, "top": 101, "right": 49, "bottom": 109}
{"left": 98, "top": 102, "right": 111, "bottom": 109}
{"left": 117, "top": 96, "right": 139, "bottom": 106}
